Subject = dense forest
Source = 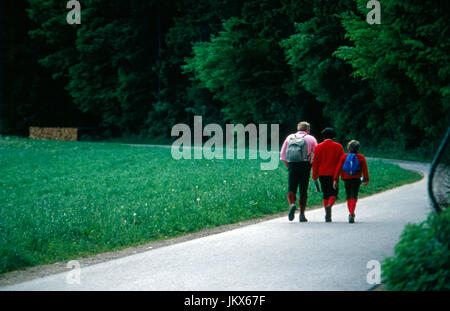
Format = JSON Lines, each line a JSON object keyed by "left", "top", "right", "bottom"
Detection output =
{"left": 1, "top": 0, "right": 449, "bottom": 150}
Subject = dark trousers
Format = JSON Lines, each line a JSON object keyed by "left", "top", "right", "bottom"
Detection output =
{"left": 288, "top": 162, "right": 311, "bottom": 208}
{"left": 344, "top": 178, "right": 362, "bottom": 199}
{"left": 319, "top": 176, "right": 338, "bottom": 200}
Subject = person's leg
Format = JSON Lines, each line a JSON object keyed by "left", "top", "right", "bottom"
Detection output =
{"left": 287, "top": 163, "right": 298, "bottom": 204}
{"left": 346, "top": 179, "right": 361, "bottom": 223}
{"left": 287, "top": 163, "right": 300, "bottom": 221}
{"left": 349, "top": 179, "right": 361, "bottom": 214}
{"left": 287, "top": 192, "right": 296, "bottom": 205}
{"left": 319, "top": 176, "right": 330, "bottom": 209}
{"left": 320, "top": 176, "right": 334, "bottom": 222}
{"left": 328, "top": 175, "right": 338, "bottom": 208}
{"left": 344, "top": 179, "right": 353, "bottom": 214}
{"left": 298, "top": 162, "right": 311, "bottom": 222}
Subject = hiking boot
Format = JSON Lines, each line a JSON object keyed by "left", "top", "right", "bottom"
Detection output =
{"left": 299, "top": 213, "right": 308, "bottom": 222}
{"left": 349, "top": 214, "right": 355, "bottom": 223}
{"left": 288, "top": 204, "right": 296, "bottom": 221}
{"left": 325, "top": 206, "right": 332, "bottom": 222}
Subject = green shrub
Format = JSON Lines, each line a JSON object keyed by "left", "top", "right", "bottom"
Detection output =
{"left": 382, "top": 208, "right": 450, "bottom": 290}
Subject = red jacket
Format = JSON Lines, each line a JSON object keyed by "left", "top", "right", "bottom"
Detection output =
{"left": 334, "top": 153, "right": 370, "bottom": 181}
{"left": 312, "top": 139, "right": 344, "bottom": 180}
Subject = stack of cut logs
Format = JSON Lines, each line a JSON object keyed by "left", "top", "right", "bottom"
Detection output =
{"left": 29, "top": 127, "right": 78, "bottom": 141}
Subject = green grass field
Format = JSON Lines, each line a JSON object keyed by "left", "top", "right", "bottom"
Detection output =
{"left": 0, "top": 136, "right": 422, "bottom": 274}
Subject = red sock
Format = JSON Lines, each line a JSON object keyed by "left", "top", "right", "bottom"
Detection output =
{"left": 349, "top": 199, "right": 357, "bottom": 215}
{"left": 323, "top": 199, "right": 328, "bottom": 209}
{"left": 287, "top": 192, "right": 296, "bottom": 205}
{"left": 327, "top": 196, "right": 337, "bottom": 208}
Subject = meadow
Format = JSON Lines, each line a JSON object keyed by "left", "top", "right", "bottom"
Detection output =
{"left": 0, "top": 136, "right": 422, "bottom": 274}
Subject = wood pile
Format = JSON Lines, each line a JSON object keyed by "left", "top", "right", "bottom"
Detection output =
{"left": 29, "top": 127, "right": 78, "bottom": 141}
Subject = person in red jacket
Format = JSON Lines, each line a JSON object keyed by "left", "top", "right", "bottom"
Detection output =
{"left": 333, "top": 140, "right": 369, "bottom": 223}
{"left": 312, "top": 128, "right": 344, "bottom": 222}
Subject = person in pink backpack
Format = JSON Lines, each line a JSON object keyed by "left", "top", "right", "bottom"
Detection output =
{"left": 280, "top": 121, "right": 318, "bottom": 222}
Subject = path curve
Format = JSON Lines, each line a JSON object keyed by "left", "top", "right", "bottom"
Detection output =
{"left": 0, "top": 160, "right": 431, "bottom": 291}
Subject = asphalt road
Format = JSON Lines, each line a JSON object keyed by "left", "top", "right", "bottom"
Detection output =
{"left": 1, "top": 160, "right": 431, "bottom": 291}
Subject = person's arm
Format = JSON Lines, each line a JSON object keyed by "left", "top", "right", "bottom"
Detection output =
{"left": 312, "top": 146, "right": 320, "bottom": 180}
{"left": 333, "top": 180, "right": 339, "bottom": 190}
{"left": 339, "top": 144, "right": 344, "bottom": 159}
{"left": 279, "top": 136, "right": 289, "bottom": 168}
{"left": 360, "top": 155, "right": 369, "bottom": 186}
{"left": 333, "top": 156, "right": 344, "bottom": 181}
{"left": 309, "top": 136, "right": 318, "bottom": 164}
{"left": 333, "top": 156, "right": 344, "bottom": 189}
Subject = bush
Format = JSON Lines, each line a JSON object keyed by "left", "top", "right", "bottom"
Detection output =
{"left": 382, "top": 208, "right": 450, "bottom": 290}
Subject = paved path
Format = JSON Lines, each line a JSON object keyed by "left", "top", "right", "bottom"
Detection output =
{"left": 1, "top": 160, "right": 431, "bottom": 291}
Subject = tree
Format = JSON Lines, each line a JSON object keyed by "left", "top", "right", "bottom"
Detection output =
{"left": 281, "top": 0, "right": 375, "bottom": 143}
{"left": 183, "top": 0, "right": 327, "bottom": 138}
{"left": 151, "top": 0, "right": 244, "bottom": 136}
{"left": 334, "top": 0, "right": 450, "bottom": 149}
{"left": 27, "top": 0, "right": 172, "bottom": 135}
{"left": 0, "top": 0, "right": 93, "bottom": 135}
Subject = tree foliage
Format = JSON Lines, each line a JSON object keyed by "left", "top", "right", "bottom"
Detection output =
{"left": 183, "top": 0, "right": 327, "bottom": 137}
{"left": 1, "top": 0, "right": 95, "bottom": 135}
{"left": 27, "top": 0, "right": 175, "bottom": 135}
{"left": 1, "top": 0, "right": 448, "bottom": 150}
{"left": 281, "top": 0, "right": 373, "bottom": 144}
{"left": 334, "top": 0, "right": 450, "bottom": 148}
